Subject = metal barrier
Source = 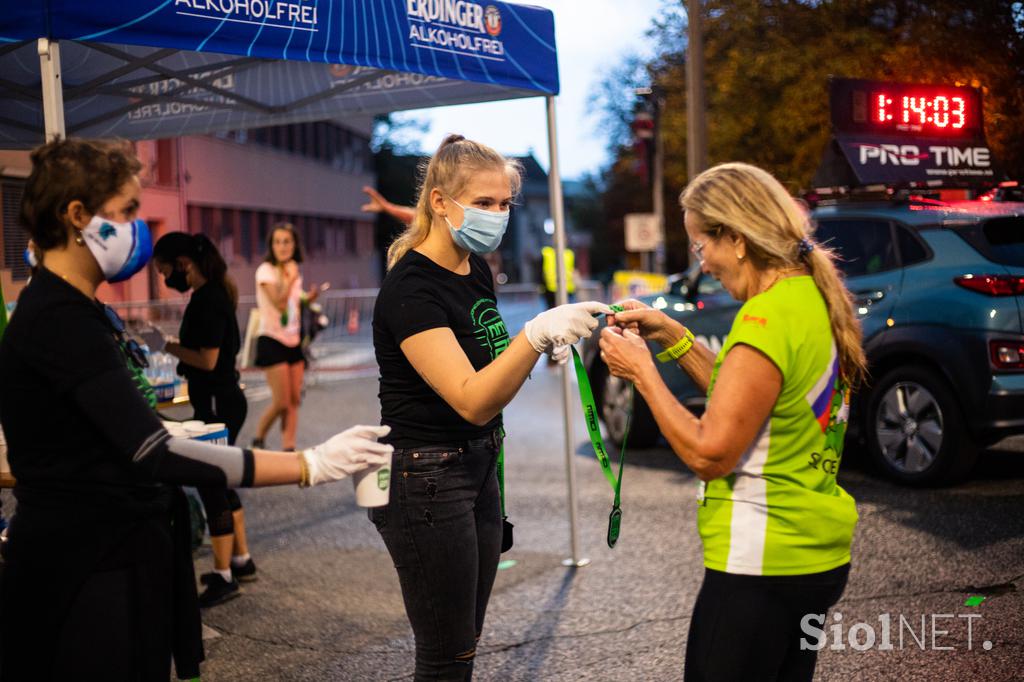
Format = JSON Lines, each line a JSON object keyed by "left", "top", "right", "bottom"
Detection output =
{"left": 112, "top": 280, "right": 607, "bottom": 381}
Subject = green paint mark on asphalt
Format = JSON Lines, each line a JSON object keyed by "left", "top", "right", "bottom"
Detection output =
{"left": 497, "top": 559, "right": 518, "bottom": 571}
{"left": 964, "top": 595, "right": 986, "bottom": 607}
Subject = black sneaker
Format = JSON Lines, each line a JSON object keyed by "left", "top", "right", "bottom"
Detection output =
{"left": 198, "top": 573, "right": 240, "bottom": 608}
{"left": 231, "top": 558, "right": 258, "bottom": 583}
{"left": 250, "top": 437, "right": 265, "bottom": 449}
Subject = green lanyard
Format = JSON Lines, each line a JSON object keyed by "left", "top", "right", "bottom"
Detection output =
{"left": 571, "top": 344, "right": 632, "bottom": 548}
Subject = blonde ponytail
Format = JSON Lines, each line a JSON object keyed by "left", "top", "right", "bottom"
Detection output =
{"left": 802, "top": 243, "right": 868, "bottom": 388}
{"left": 386, "top": 134, "right": 523, "bottom": 270}
{"left": 681, "top": 162, "right": 867, "bottom": 388}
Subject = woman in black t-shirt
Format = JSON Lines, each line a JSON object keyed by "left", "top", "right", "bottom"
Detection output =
{"left": 0, "top": 138, "right": 392, "bottom": 681}
{"left": 154, "top": 231, "right": 257, "bottom": 608}
{"left": 372, "top": 134, "right": 610, "bottom": 680}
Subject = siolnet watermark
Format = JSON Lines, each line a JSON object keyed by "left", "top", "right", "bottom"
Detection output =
{"left": 800, "top": 612, "right": 994, "bottom": 652}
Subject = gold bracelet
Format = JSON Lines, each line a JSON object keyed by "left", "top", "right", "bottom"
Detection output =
{"left": 656, "top": 329, "right": 695, "bottom": 363}
{"left": 297, "top": 451, "right": 311, "bottom": 488}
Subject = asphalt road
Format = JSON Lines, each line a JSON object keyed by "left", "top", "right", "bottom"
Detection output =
{"left": 177, "top": 364, "right": 1024, "bottom": 681}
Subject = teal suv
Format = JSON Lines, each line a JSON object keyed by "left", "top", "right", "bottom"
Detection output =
{"left": 583, "top": 199, "right": 1024, "bottom": 484}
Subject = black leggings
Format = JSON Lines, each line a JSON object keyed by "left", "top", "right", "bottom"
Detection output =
{"left": 189, "top": 383, "right": 248, "bottom": 537}
{"left": 684, "top": 563, "right": 850, "bottom": 682}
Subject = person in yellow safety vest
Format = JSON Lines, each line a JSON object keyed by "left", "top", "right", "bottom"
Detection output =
{"left": 541, "top": 245, "right": 576, "bottom": 309}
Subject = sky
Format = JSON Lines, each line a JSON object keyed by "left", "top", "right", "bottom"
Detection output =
{"left": 392, "top": 0, "right": 668, "bottom": 180}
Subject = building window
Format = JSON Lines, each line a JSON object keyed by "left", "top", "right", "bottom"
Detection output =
{"left": 239, "top": 209, "right": 253, "bottom": 262}
{"left": 2, "top": 179, "right": 28, "bottom": 281}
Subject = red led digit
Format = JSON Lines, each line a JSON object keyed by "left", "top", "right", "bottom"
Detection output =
{"left": 952, "top": 96, "right": 966, "bottom": 129}
{"left": 932, "top": 96, "right": 949, "bottom": 128}
{"left": 877, "top": 93, "right": 887, "bottom": 123}
{"left": 908, "top": 96, "right": 927, "bottom": 124}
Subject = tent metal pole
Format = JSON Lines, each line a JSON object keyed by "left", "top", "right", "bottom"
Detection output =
{"left": 546, "top": 95, "right": 589, "bottom": 569}
{"left": 37, "top": 38, "right": 65, "bottom": 141}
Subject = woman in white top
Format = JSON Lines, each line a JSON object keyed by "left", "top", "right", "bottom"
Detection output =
{"left": 252, "top": 223, "right": 320, "bottom": 451}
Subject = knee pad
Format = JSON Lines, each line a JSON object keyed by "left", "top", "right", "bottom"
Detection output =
{"left": 206, "top": 508, "right": 234, "bottom": 536}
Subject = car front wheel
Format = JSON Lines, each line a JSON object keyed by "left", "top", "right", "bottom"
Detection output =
{"left": 865, "top": 365, "right": 977, "bottom": 485}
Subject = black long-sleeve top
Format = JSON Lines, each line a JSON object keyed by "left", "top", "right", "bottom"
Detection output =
{"left": 0, "top": 267, "right": 255, "bottom": 680}
{"left": 0, "top": 267, "right": 254, "bottom": 492}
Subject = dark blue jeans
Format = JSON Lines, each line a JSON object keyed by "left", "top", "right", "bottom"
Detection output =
{"left": 370, "top": 430, "right": 503, "bottom": 681}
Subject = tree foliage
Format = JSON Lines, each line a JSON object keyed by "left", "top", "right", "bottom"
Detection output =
{"left": 594, "top": 0, "right": 1024, "bottom": 272}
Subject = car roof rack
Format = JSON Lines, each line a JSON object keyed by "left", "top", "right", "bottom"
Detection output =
{"left": 803, "top": 184, "right": 949, "bottom": 208}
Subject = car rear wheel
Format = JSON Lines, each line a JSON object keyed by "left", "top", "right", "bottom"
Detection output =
{"left": 596, "top": 365, "right": 660, "bottom": 448}
{"left": 865, "top": 365, "right": 977, "bottom": 485}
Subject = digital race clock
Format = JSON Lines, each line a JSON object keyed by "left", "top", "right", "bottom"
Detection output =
{"left": 829, "top": 77, "right": 984, "bottom": 140}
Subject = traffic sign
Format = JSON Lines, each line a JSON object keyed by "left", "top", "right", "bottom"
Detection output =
{"left": 624, "top": 213, "right": 663, "bottom": 252}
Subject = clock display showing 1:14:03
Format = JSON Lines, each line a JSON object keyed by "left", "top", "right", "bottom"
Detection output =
{"left": 873, "top": 92, "right": 967, "bottom": 130}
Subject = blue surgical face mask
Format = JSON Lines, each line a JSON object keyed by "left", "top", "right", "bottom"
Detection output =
{"left": 444, "top": 196, "right": 510, "bottom": 255}
{"left": 80, "top": 215, "right": 153, "bottom": 283}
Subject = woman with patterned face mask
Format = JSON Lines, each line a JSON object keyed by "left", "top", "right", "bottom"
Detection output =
{"left": 372, "top": 134, "right": 610, "bottom": 680}
{"left": 0, "top": 138, "right": 392, "bottom": 680}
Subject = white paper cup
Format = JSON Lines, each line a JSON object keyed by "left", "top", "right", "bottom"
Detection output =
{"left": 182, "top": 420, "right": 206, "bottom": 437}
{"left": 165, "top": 423, "right": 188, "bottom": 439}
{"left": 353, "top": 462, "right": 391, "bottom": 507}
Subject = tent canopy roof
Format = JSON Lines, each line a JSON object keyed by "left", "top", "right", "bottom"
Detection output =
{"left": 0, "top": 0, "right": 559, "bottom": 146}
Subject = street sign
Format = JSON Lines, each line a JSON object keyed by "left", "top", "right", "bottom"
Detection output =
{"left": 624, "top": 213, "right": 663, "bottom": 252}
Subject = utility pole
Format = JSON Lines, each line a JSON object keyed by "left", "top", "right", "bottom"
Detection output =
{"left": 652, "top": 87, "right": 665, "bottom": 274}
{"left": 686, "top": 0, "right": 707, "bottom": 182}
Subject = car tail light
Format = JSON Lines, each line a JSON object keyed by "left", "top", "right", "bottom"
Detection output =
{"left": 954, "top": 274, "right": 1024, "bottom": 296}
{"left": 990, "top": 340, "right": 1024, "bottom": 369}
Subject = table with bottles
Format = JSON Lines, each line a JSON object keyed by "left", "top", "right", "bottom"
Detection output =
{"left": 144, "top": 349, "right": 190, "bottom": 409}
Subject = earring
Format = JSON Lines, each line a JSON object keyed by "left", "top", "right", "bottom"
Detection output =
{"left": 736, "top": 252, "right": 744, "bottom": 261}
{"left": 75, "top": 233, "right": 86, "bottom": 246}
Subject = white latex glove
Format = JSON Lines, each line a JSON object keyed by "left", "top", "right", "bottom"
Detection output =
{"left": 523, "top": 301, "right": 613, "bottom": 354}
{"left": 302, "top": 425, "right": 393, "bottom": 485}
{"left": 549, "top": 344, "right": 570, "bottom": 365}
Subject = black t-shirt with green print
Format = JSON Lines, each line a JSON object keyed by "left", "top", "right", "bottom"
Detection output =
{"left": 373, "top": 250, "right": 509, "bottom": 447}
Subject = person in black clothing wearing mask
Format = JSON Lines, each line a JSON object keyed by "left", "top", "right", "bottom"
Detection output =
{"left": 154, "top": 231, "right": 257, "bottom": 607}
{"left": 0, "top": 137, "right": 392, "bottom": 681}
{"left": 373, "top": 134, "right": 609, "bottom": 680}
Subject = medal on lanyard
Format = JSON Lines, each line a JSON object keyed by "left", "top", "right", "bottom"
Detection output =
{"left": 571, "top": 304, "right": 632, "bottom": 548}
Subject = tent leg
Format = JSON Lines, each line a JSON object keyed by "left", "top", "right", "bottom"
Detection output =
{"left": 37, "top": 38, "right": 66, "bottom": 141}
{"left": 546, "top": 95, "right": 590, "bottom": 569}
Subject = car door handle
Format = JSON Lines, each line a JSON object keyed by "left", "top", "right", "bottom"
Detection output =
{"left": 853, "top": 290, "right": 886, "bottom": 307}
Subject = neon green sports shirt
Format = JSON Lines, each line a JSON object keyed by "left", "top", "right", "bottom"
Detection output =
{"left": 699, "top": 276, "right": 857, "bottom": 576}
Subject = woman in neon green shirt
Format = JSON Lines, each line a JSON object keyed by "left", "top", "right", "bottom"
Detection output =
{"left": 600, "top": 162, "right": 867, "bottom": 682}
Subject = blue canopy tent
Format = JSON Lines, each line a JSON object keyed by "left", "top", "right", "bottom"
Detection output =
{"left": 0, "top": 0, "right": 591, "bottom": 565}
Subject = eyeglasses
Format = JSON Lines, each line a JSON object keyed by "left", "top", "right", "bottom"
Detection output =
{"left": 690, "top": 238, "right": 709, "bottom": 262}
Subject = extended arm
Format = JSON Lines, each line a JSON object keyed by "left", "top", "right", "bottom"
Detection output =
{"left": 165, "top": 343, "right": 219, "bottom": 371}
{"left": 599, "top": 328, "right": 781, "bottom": 481}
{"left": 362, "top": 186, "right": 416, "bottom": 225}
{"left": 72, "top": 368, "right": 390, "bottom": 487}
{"left": 400, "top": 301, "right": 611, "bottom": 425}
{"left": 609, "top": 305, "right": 717, "bottom": 392}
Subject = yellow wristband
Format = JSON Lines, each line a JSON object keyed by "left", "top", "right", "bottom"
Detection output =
{"left": 656, "top": 329, "right": 695, "bottom": 363}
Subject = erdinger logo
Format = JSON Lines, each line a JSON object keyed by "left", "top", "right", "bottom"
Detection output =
{"left": 406, "top": 0, "right": 507, "bottom": 58}
{"left": 484, "top": 5, "right": 502, "bottom": 36}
